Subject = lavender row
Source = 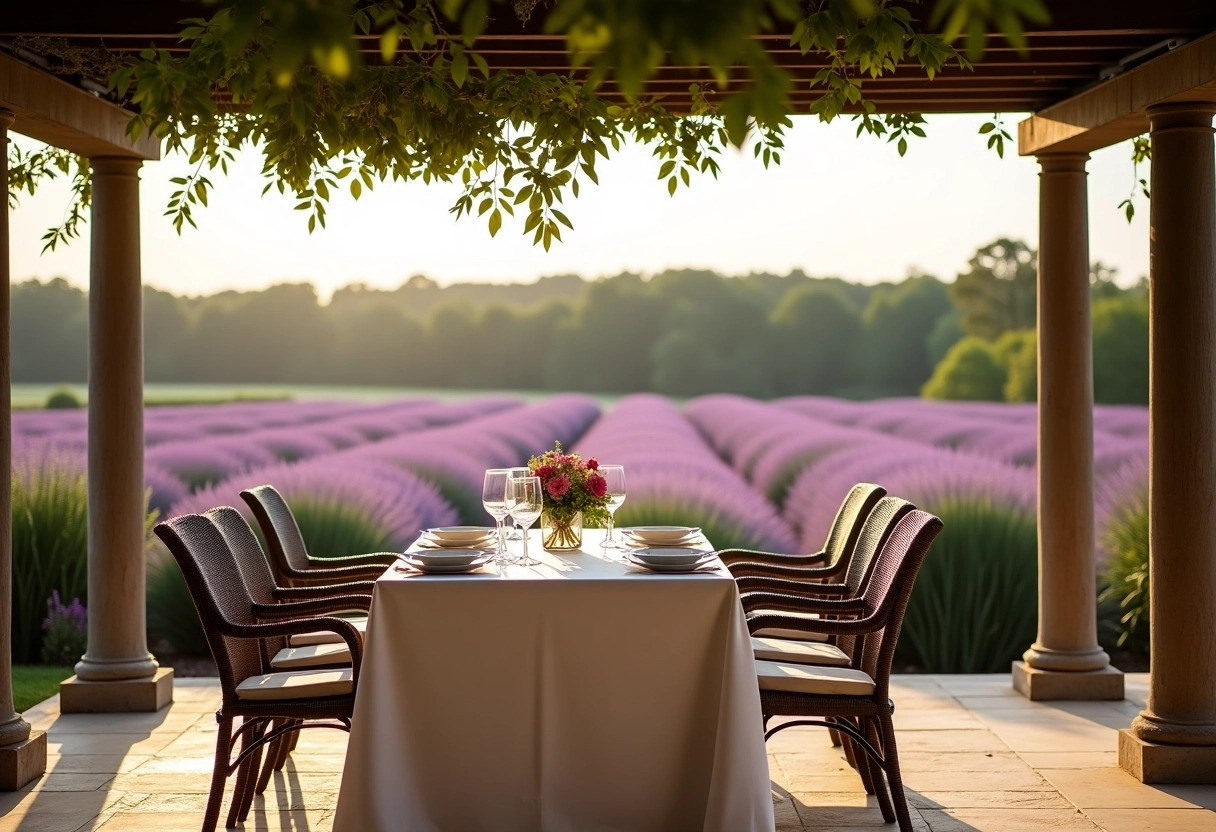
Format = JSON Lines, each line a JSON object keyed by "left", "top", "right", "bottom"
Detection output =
{"left": 573, "top": 395, "right": 797, "bottom": 552}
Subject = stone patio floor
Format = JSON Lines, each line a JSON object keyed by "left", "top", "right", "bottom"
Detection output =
{"left": 2, "top": 672, "right": 1214, "bottom": 831}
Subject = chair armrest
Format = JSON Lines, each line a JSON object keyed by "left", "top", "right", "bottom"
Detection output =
{"left": 308, "top": 552, "right": 399, "bottom": 569}
{"left": 727, "top": 560, "right": 841, "bottom": 580}
{"left": 286, "top": 563, "right": 389, "bottom": 584}
{"left": 253, "top": 595, "right": 372, "bottom": 619}
{"left": 716, "top": 548, "right": 827, "bottom": 567}
{"left": 734, "top": 576, "right": 851, "bottom": 598}
{"left": 740, "top": 591, "right": 865, "bottom": 617}
{"left": 747, "top": 610, "right": 881, "bottom": 638}
{"left": 272, "top": 582, "right": 376, "bottom": 601}
{"left": 216, "top": 616, "right": 364, "bottom": 682}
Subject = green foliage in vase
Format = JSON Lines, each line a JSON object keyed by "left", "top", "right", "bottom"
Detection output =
{"left": 6, "top": 0, "right": 1058, "bottom": 248}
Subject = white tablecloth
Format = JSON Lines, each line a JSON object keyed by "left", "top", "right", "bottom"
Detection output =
{"left": 333, "top": 529, "right": 774, "bottom": 832}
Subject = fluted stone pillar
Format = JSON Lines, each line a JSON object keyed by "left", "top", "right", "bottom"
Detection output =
{"left": 0, "top": 109, "right": 47, "bottom": 789}
{"left": 60, "top": 156, "right": 172, "bottom": 713}
{"left": 1013, "top": 152, "right": 1123, "bottom": 701}
{"left": 1120, "top": 101, "right": 1216, "bottom": 783}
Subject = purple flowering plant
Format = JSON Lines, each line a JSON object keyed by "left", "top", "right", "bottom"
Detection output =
{"left": 42, "top": 590, "right": 87, "bottom": 665}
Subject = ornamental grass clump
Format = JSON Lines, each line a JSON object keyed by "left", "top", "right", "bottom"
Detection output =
{"left": 11, "top": 443, "right": 90, "bottom": 664}
{"left": 1095, "top": 457, "right": 1150, "bottom": 656}
{"left": 41, "top": 591, "right": 87, "bottom": 665}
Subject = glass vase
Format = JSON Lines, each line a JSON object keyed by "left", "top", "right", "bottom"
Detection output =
{"left": 541, "top": 510, "right": 583, "bottom": 551}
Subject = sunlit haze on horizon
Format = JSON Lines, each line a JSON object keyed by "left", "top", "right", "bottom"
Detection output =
{"left": 10, "top": 113, "right": 1152, "bottom": 301}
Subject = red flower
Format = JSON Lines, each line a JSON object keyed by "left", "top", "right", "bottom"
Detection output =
{"left": 546, "top": 474, "right": 570, "bottom": 499}
{"left": 585, "top": 472, "right": 607, "bottom": 498}
{"left": 535, "top": 464, "right": 556, "bottom": 482}
{"left": 586, "top": 458, "right": 599, "bottom": 471}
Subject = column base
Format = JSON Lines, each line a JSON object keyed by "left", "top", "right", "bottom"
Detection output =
{"left": 60, "top": 667, "right": 174, "bottom": 713}
{"left": 1011, "top": 660, "right": 1124, "bottom": 701}
{"left": 1119, "top": 729, "right": 1216, "bottom": 783}
{"left": 0, "top": 731, "right": 46, "bottom": 791}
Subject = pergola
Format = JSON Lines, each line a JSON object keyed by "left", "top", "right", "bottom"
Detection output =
{"left": 1, "top": 0, "right": 1214, "bottom": 794}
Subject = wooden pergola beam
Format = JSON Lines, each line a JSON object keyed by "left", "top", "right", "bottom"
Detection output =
{"left": 1018, "top": 30, "right": 1216, "bottom": 155}
{"left": 0, "top": 53, "right": 159, "bottom": 160}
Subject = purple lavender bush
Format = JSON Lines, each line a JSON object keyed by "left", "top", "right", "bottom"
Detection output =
{"left": 41, "top": 591, "right": 87, "bottom": 665}
{"left": 576, "top": 395, "right": 797, "bottom": 551}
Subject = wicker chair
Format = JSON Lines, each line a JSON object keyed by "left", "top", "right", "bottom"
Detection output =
{"left": 748, "top": 509, "right": 944, "bottom": 832}
{"left": 720, "top": 483, "right": 885, "bottom": 583}
{"left": 155, "top": 512, "right": 364, "bottom": 832}
{"left": 206, "top": 506, "right": 375, "bottom": 793}
{"left": 240, "top": 484, "right": 397, "bottom": 587}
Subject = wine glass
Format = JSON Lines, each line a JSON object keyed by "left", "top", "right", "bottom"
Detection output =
{"left": 504, "top": 466, "right": 530, "bottom": 541}
{"left": 598, "top": 465, "right": 627, "bottom": 552}
{"left": 505, "top": 475, "right": 543, "bottom": 567}
{"left": 482, "top": 468, "right": 511, "bottom": 562}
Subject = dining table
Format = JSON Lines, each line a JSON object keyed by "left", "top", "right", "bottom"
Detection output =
{"left": 333, "top": 527, "right": 776, "bottom": 832}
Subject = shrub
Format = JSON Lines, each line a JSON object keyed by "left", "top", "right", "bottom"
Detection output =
{"left": 44, "top": 388, "right": 83, "bottom": 409}
{"left": 147, "top": 556, "right": 211, "bottom": 657}
{"left": 41, "top": 591, "right": 87, "bottom": 665}
{"left": 922, "top": 337, "right": 1007, "bottom": 401}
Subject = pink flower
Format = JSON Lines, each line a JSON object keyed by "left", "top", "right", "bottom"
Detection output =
{"left": 546, "top": 474, "right": 570, "bottom": 499}
{"left": 535, "top": 464, "right": 556, "bottom": 482}
{"left": 586, "top": 472, "right": 607, "bottom": 498}
{"left": 586, "top": 458, "right": 599, "bottom": 471}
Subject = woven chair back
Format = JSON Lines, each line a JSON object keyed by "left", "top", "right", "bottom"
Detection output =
{"left": 154, "top": 513, "right": 267, "bottom": 697}
{"left": 856, "top": 510, "right": 943, "bottom": 701}
{"left": 820, "top": 483, "right": 886, "bottom": 570}
{"left": 241, "top": 484, "right": 311, "bottom": 576}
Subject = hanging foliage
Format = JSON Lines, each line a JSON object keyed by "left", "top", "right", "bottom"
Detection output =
{"left": 7, "top": 0, "right": 1052, "bottom": 248}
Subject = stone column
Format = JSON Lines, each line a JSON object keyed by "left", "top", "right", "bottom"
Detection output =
{"left": 0, "top": 110, "right": 46, "bottom": 789}
{"left": 60, "top": 157, "right": 172, "bottom": 713}
{"left": 1120, "top": 101, "right": 1216, "bottom": 783}
{"left": 1013, "top": 152, "right": 1123, "bottom": 701}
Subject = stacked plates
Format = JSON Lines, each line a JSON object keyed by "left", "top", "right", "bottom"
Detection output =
{"left": 627, "top": 548, "right": 719, "bottom": 574}
{"left": 622, "top": 526, "right": 703, "bottom": 547}
{"left": 397, "top": 550, "right": 494, "bottom": 574}
{"left": 418, "top": 526, "right": 497, "bottom": 549}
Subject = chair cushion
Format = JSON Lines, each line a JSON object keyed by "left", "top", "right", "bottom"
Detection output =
{"left": 750, "top": 610, "right": 828, "bottom": 642}
{"left": 751, "top": 637, "right": 850, "bottom": 667}
{"left": 236, "top": 668, "right": 354, "bottom": 701}
{"left": 288, "top": 616, "right": 367, "bottom": 646}
{"left": 755, "top": 661, "right": 876, "bottom": 696}
{"left": 271, "top": 642, "right": 352, "bottom": 670}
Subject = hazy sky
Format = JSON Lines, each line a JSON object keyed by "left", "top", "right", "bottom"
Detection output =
{"left": 10, "top": 113, "right": 1151, "bottom": 300}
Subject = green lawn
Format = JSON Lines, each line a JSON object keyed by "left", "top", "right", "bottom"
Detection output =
{"left": 13, "top": 666, "right": 72, "bottom": 712}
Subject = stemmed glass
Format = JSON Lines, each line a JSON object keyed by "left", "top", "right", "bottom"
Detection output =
{"left": 598, "top": 465, "right": 627, "bottom": 552}
{"left": 504, "top": 466, "right": 530, "bottom": 541}
{"left": 505, "top": 475, "right": 543, "bottom": 567}
{"left": 482, "top": 468, "right": 511, "bottom": 562}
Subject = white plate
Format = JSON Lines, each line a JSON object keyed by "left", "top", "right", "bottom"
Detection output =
{"left": 398, "top": 553, "right": 494, "bottom": 574}
{"left": 623, "top": 526, "right": 701, "bottom": 543}
{"left": 419, "top": 534, "right": 497, "bottom": 549}
{"left": 425, "top": 526, "right": 497, "bottom": 542}
{"left": 404, "top": 549, "right": 493, "bottom": 567}
{"left": 630, "top": 547, "right": 711, "bottom": 566}
{"left": 626, "top": 552, "right": 718, "bottom": 573}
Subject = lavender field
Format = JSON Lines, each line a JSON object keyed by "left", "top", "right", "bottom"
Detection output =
{"left": 13, "top": 393, "right": 1149, "bottom": 672}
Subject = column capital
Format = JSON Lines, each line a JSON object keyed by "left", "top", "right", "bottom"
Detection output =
{"left": 1147, "top": 102, "right": 1216, "bottom": 132}
{"left": 89, "top": 156, "right": 143, "bottom": 177}
{"left": 1036, "top": 152, "right": 1089, "bottom": 173}
{"left": 0, "top": 109, "right": 13, "bottom": 130}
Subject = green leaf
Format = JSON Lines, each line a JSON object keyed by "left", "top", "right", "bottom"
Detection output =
{"left": 350, "top": 179, "right": 362, "bottom": 199}
{"left": 488, "top": 208, "right": 502, "bottom": 237}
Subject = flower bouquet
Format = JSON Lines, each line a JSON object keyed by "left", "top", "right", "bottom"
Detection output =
{"left": 527, "top": 441, "right": 610, "bottom": 550}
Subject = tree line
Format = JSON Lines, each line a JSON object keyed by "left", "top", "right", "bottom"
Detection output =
{"left": 12, "top": 238, "right": 1149, "bottom": 404}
